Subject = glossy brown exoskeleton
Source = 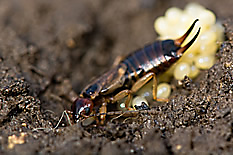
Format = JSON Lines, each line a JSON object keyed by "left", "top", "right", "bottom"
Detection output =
{"left": 72, "top": 19, "right": 200, "bottom": 124}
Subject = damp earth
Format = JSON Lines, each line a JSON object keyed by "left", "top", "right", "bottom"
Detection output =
{"left": 0, "top": 0, "right": 233, "bottom": 154}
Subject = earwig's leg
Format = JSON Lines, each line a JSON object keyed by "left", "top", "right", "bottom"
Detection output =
{"left": 112, "top": 72, "right": 168, "bottom": 113}
{"left": 112, "top": 89, "right": 133, "bottom": 109}
{"left": 131, "top": 72, "right": 168, "bottom": 102}
{"left": 99, "top": 102, "right": 107, "bottom": 124}
{"left": 151, "top": 74, "right": 168, "bottom": 102}
{"left": 131, "top": 72, "right": 156, "bottom": 98}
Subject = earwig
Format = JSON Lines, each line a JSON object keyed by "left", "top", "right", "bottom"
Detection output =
{"left": 69, "top": 19, "right": 201, "bottom": 125}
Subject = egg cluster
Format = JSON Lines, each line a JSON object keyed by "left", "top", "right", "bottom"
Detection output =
{"left": 152, "top": 3, "right": 224, "bottom": 102}
{"left": 118, "top": 3, "right": 224, "bottom": 111}
{"left": 154, "top": 3, "right": 224, "bottom": 80}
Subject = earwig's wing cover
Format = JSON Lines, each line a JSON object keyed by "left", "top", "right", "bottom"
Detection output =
{"left": 101, "top": 64, "right": 127, "bottom": 95}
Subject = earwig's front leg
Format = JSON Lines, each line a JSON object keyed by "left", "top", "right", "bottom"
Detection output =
{"left": 99, "top": 102, "right": 107, "bottom": 124}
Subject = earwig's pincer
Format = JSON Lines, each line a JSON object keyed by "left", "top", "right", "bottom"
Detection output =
{"left": 71, "top": 19, "right": 201, "bottom": 125}
{"left": 175, "top": 19, "right": 200, "bottom": 56}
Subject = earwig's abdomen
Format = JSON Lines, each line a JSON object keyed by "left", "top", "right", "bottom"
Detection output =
{"left": 121, "top": 40, "right": 180, "bottom": 85}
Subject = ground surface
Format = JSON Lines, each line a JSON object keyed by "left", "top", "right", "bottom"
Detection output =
{"left": 0, "top": 0, "right": 233, "bottom": 154}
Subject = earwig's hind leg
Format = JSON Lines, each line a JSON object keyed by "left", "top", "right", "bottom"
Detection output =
{"left": 131, "top": 72, "right": 157, "bottom": 101}
{"left": 131, "top": 72, "right": 168, "bottom": 102}
{"left": 131, "top": 72, "right": 155, "bottom": 93}
{"left": 112, "top": 89, "right": 133, "bottom": 109}
{"left": 112, "top": 73, "right": 157, "bottom": 110}
{"left": 112, "top": 72, "right": 169, "bottom": 114}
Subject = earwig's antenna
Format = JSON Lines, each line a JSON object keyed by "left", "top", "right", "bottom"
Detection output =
{"left": 87, "top": 109, "right": 158, "bottom": 119}
{"left": 32, "top": 110, "right": 73, "bottom": 132}
{"left": 110, "top": 113, "right": 125, "bottom": 122}
{"left": 54, "top": 110, "right": 73, "bottom": 129}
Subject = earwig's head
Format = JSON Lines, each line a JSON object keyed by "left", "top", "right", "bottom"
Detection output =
{"left": 72, "top": 98, "right": 94, "bottom": 122}
{"left": 162, "top": 19, "right": 200, "bottom": 60}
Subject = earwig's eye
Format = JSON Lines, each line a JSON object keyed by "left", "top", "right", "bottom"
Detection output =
{"left": 84, "top": 107, "right": 91, "bottom": 115}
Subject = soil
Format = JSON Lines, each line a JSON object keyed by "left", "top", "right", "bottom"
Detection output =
{"left": 0, "top": 0, "right": 233, "bottom": 154}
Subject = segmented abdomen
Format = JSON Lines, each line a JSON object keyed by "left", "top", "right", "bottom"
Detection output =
{"left": 121, "top": 40, "right": 177, "bottom": 85}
